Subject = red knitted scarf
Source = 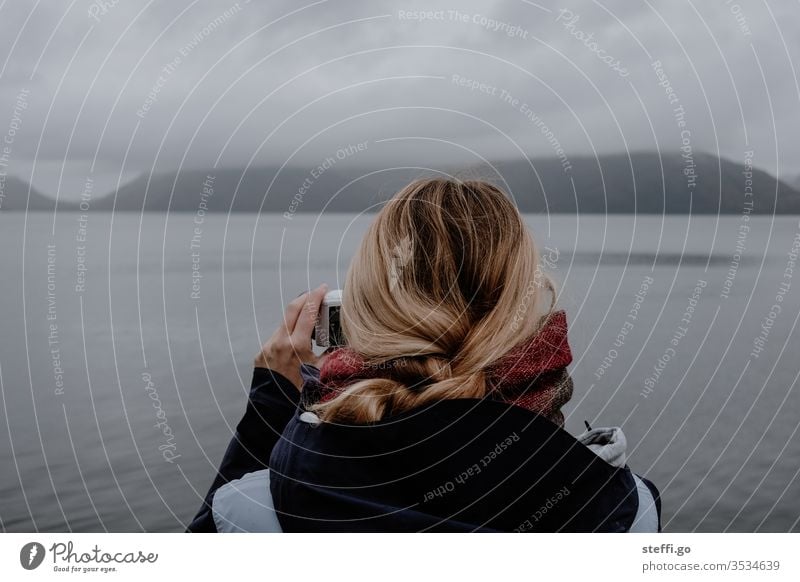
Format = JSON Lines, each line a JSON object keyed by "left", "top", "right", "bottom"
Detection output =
{"left": 316, "top": 310, "right": 574, "bottom": 426}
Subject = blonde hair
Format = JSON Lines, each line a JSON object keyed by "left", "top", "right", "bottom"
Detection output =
{"left": 314, "top": 178, "right": 557, "bottom": 423}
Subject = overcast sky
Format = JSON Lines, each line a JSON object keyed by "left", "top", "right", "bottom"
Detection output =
{"left": 1, "top": 0, "right": 799, "bottom": 200}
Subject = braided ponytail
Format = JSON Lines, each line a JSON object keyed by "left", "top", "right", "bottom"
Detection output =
{"left": 313, "top": 178, "right": 557, "bottom": 423}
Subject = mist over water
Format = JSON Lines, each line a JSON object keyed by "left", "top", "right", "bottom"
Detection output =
{"left": 1, "top": 212, "right": 798, "bottom": 532}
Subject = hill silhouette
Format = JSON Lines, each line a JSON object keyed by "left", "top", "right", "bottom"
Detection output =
{"left": 4, "top": 152, "right": 799, "bottom": 214}
{"left": 0, "top": 176, "right": 58, "bottom": 211}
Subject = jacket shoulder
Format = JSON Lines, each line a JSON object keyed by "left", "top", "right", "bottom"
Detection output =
{"left": 211, "top": 469, "right": 283, "bottom": 533}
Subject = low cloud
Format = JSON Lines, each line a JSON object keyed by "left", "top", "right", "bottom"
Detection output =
{"left": 1, "top": 0, "right": 798, "bottom": 198}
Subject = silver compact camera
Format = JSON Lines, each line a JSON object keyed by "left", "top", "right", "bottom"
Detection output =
{"left": 313, "top": 289, "right": 345, "bottom": 348}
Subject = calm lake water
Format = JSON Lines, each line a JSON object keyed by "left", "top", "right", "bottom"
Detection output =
{"left": 1, "top": 212, "right": 799, "bottom": 532}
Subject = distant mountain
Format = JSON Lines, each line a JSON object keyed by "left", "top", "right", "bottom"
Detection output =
{"left": 0, "top": 176, "right": 58, "bottom": 211}
{"left": 8, "top": 151, "right": 800, "bottom": 214}
{"left": 78, "top": 166, "right": 410, "bottom": 213}
{"left": 472, "top": 152, "right": 800, "bottom": 214}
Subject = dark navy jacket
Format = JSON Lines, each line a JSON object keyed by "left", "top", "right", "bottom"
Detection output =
{"left": 187, "top": 366, "right": 661, "bottom": 532}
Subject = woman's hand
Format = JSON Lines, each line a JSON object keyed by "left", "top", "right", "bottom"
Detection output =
{"left": 254, "top": 283, "right": 329, "bottom": 390}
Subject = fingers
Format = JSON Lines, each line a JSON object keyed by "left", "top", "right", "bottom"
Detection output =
{"left": 291, "top": 283, "right": 328, "bottom": 342}
{"left": 280, "top": 288, "right": 316, "bottom": 335}
{"left": 255, "top": 284, "right": 328, "bottom": 370}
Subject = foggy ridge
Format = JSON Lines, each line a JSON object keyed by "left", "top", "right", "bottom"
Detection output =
{"left": 4, "top": 151, "right": 799, "bottom": 214}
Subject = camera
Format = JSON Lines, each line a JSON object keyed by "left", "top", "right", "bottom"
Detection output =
{"left": 312, "top": 289, "right": 345, "bottom": 348}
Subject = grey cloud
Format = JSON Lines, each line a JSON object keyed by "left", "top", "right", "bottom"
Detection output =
{"left": 0, "top": 0, "right": 798, "bottom": 198}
